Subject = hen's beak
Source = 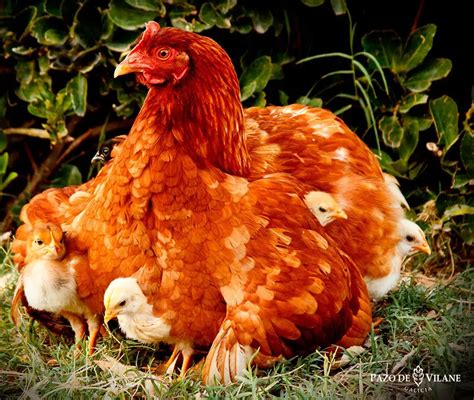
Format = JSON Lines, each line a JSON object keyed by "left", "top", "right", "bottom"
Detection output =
{"left": 114, "top": 58, "right": 138, "bottom": 78}
{"left": 414, "top": 242, "right": 431, "bottom": 255}
{"left": 104, "top": 308, "right": 118, "bottom": 324}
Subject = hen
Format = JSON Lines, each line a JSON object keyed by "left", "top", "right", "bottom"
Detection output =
{"left": 11, "top": 222, "right": 103, "bottom": 354}
{"left": 12, "top": 22, "right": 375, "bottom": 382}
{"left": 10, "top": 21, "right": 423, "bottom": 381}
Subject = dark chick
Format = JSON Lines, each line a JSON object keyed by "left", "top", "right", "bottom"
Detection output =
{"left": 91, "top": 135, "right": 127, "bottom": 164}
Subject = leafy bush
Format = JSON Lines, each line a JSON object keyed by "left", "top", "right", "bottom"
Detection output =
{"left": 0, "top": 0, "right": 472, "bottom": 269}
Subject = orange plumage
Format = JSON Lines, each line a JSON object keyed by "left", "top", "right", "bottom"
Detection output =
{"left": 9, "top": 22, "right": 398, "bottom": 382}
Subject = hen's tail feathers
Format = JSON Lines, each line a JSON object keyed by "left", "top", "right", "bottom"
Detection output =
{"left": 383, "top": 173, "right": 409, "bottom": 209}
{"left": 202, "top": 320, "right": 253, "bottom": 385}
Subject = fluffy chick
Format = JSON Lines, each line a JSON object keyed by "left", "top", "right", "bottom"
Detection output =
{"left": 366, "top": 219, "right": 431, "bottom": 298}
{"left": 103, "top": 277, "right": 193, "bottom": 377}
{"left": 11, "top": 222, "right": 101, "bottom": 354}
{"left": 303, "top": 191, "right": 348, "bottom": 226}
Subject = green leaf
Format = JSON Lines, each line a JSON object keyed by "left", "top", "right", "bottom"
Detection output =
{"left": 461, "top": 132, "right": 474, "bottom": 178}
{"left": 240, "top": 56, "right": 273, "bottom": 101}
{"left": 399, "top": 93, "right": 428, "bottom": 113}
{"left": 362, "top": 30, "right": 402, "bottom": 70}
{"left": 330, "top": 0, "right": 347, "bottom": 15}
{"left": 253, "top": 91, "right": 267, "bottom": 108}
{"left": 51, "top": 164, "right": 83, "bottom": 187}
{"left": 199, "top": 3, "right": 217, "bottom": 27}
{"left": 0, "top": 153, "right": 8, "bottom": 175}
{"left": 401, "top": 24, "right": 436, "bottom": 72}
{"left": 125, "top": 0, "right": 166, "bottom": 15}
{"left": 73, "top": 2, "right": 103, "bottom": 47}
{"left": 1, "top": 171, "right": 18, "bottom": 191}
{"left": 0, "top": 131, "right": 6, "bottom": 153}
{"left": 214, "top": 0, "right": 237, "bottom": 14}
{"left": 105, "top": 28, "right": 140, "bottom": 52}
{"left": 442, "top": 204, "right": 474, "bottom": 222}
{"left": 459, "top": 217, "right": 474, "bottom": 245}
{"left": 301, "top": 0, "right": 325, "bottom": 6}
{"left": 296, "top": 96, "right": 323, "bottom": 107}
{"left": 404, "top": 58, "right": 452, "bottom": 92}
{"left": 430, "top": 96, "right": 459, "bottom": 153}
{"left": 28, "top": 102, "right": 50, "bottom": 118}
{"left": 231, "top": 18, "right": 252, "bottom": 34}
{"left": 399, "top": 116, "right": 419, "bottom": 161}
{"left": 13, "top": 6, "right": 37, "bottom": 40}
{"left": 170, "top": 18, "right": 194, "bottom": 31}
{"left": 67, "top": 74, "right": 88, "bottom": 117}
{"left": 251, "top": 9, "right": 273, "bottom": 34}
{"left": 240, "top": 81, "right": 256, "bottom": 102}
{"left": 279, "top": 90, "right": 289, "bottom": 106}
{"left": 32, "top": 16, "right": 68, "bottom": 45}
{"left": 379, "top": 115, "right": 404, "bottom": 148}
{"left": 109, "top": 0, "right": 158, "bottom": 31}
{"left": 45, "top": 0, "right": 63, "bottom": 17}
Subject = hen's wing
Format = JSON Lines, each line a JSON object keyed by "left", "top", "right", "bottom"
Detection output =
{"left": 202, "top": 173, "right": 371, "bottom": 384}
{"left": 245, "top": 104, "right": 403, "bottom": 283}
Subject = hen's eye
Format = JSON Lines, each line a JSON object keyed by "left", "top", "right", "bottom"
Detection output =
{"left": 318, "top": 207, "right": 327, "bottom": 213}
{"left": 34, "top": 239, "right": 43, "bottom": 245}
{"left": 119, "top": 300, "right": 127, "bottom": 307}
{"left": 406, "top": 235, "right": 415, "bottom": 242}
{"left": 157, "top": 48, "right": 171, "bottom": 60}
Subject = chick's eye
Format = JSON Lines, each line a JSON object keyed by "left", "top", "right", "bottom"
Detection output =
{"left": 103, "top": 147, "right": 109, "bottom": 154}
{"left": 318, "top": 207, "right": 327, "bottom": 213}
{"left": 406, "top": 235, "right": 415, "bottom": 242}
{"left": 35, "top": 239, "right": 43, "bottom": 245}
{"left": 119, "top": 300, "right": 127, "bottom": 307}
{"left": 157, "top": 47, "right": 171, "bottom": 60}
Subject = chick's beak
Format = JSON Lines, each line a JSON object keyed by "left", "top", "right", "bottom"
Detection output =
{"left": 91, "top": 152, "right": 105, "bottom": 164}
{"left": 104, "top": 308, "right": 118, "bottom": 324}
{"left": 334, "top": 210, "right": 348, "bottom": 220}
{"left": 414, "top": 242, "right": 431, "bottom": 255}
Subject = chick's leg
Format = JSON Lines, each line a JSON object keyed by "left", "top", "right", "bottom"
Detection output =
{"left": 86, "top": 316, "right": 101, "bottom": 355}
{"left": 163, "top": 346, "right": 180, "bottom": 374}
{"left": 179, "top": 346, "right": 194, "bottom": 378}
{"left": 60, "top": 311, "right": 86, "bottom": 345}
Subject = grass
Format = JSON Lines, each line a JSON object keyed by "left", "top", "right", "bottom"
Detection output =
{"left": 0, "top": 244, "right": 473, "bottom": 399}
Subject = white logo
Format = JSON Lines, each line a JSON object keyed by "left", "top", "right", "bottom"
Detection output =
{"left": 412, "top": 365, "right": 424, "bottom": 387}
{"left": 370, "top": 363, "right": 461, "bottom": 393}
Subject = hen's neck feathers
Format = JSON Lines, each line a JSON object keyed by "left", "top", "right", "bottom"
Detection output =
{"left": 130, "top": 40, "right": 250, "bottom": 177}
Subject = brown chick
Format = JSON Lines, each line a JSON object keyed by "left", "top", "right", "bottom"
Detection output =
{"left": 11, "top": 222, "right": 102, "bottom": 354}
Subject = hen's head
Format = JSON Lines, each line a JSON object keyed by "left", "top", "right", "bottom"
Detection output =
{"left": 303, "top": 191, "right": 347, "bottom": 226}
{"left": 26, "top": 222, "right": 66, "bottom": 261}
{"left": 397, "top": 219, "right": 431, "bottom": 257}
{"left": 114, "top": 21, "right": 249, "bottom": 176}
{"left": 115, "top": 21, "right": 236, "bottom": 91}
